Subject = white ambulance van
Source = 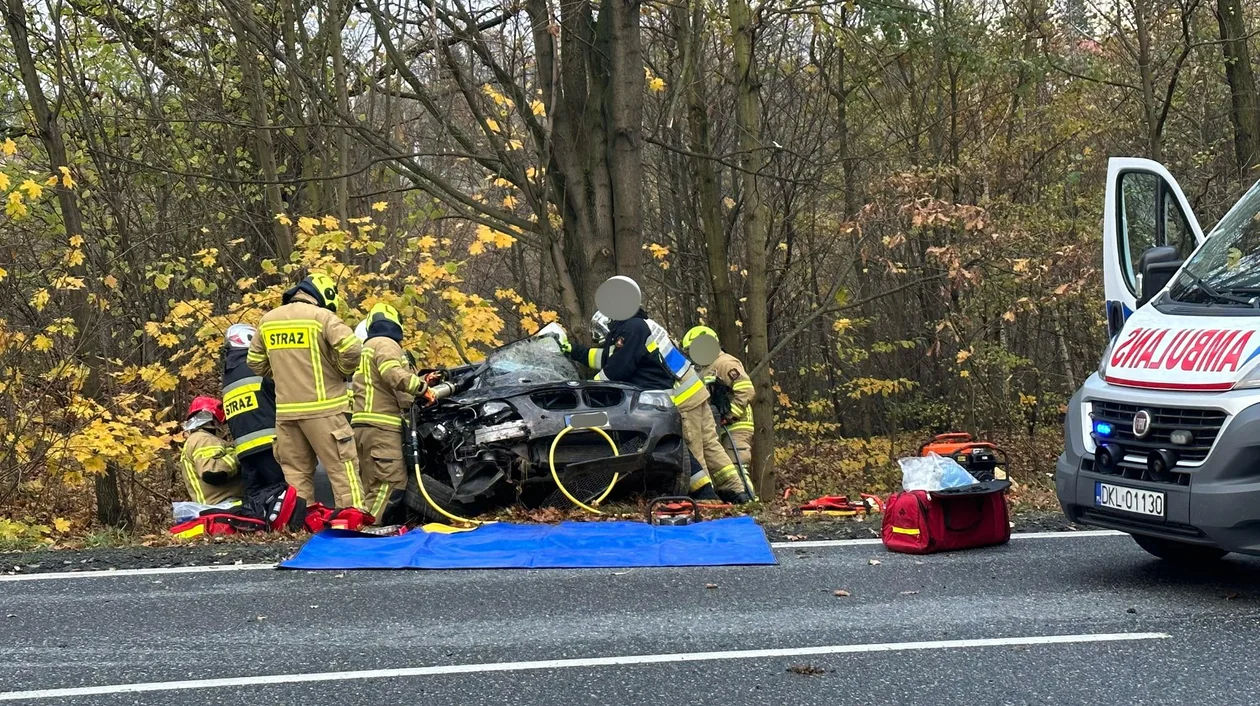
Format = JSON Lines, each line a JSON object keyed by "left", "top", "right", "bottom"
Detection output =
{"left": 1057, "top": 157, "right": 1260, "bottom": 561}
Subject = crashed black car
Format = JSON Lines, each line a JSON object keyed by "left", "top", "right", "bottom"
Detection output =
{"left": 402, "top": 336, "right": 688, "bottom": 521}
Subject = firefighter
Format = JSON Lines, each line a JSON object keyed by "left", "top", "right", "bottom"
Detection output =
{"left": 221, "top": 324, "right": 286, "bottom": 497}
{"left": 682, "top": 326, "right": 757, "bottom": 496}
{"left": 180, "top": 396, "right": 243, "bottom": 505}
{"left": 247, "top": 273, "right": 365, "bottom": 509}
{"left": 558, "top": 277, "right": 750, "bottom": 503}
{"left": 352, "top": 302, "right": 433, "bottom": 524}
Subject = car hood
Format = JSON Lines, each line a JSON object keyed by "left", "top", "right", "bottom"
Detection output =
{"left": 1102, "top": 306, "right": 1260, "bottom": 391}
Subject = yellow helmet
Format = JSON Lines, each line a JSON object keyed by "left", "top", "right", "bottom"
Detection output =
{"left": 682, "top": 325, "right": 719, "bottom": 350}
{"left": 305, "top": 273, "right": 340, "bottom": 312}
{"left": 367, "top": 302, "right": 401, "bottom": 327}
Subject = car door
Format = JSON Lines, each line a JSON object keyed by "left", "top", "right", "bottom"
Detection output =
{"left": 1103, "top": 157, "right": 1206, "bottom": 339}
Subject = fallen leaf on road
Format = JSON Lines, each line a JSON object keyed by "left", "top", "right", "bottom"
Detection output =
{"left": 786, "top": 534, "right": 807, "bottom": 541}
{"left": 705, "top": 583, "right": 718, "bottom": 589}
{"left": 309, "top": 605, "right": 320, "bottom": 609}
{"left": 900, "top": 590, "right": 919, "bottom": 595}
{"left": 256, "top": 616, "right": 267, "bottom": 621}
{"left": 868, "top": 559, "right": 882, "bottom": 566}
{"left": 1125, "top": 608, "right": 1137, "bottom": 614}
{"left": 5, "top": 614, "right": 15, "bottom": 619}
{"left": 787, "top": 664, "right": 826, "bottom": 676}
{"left": 333, "top": 573, "right": 346, "bottom": 579}
{"left": 833, "top": 590, "right": 851, "bottom": 597}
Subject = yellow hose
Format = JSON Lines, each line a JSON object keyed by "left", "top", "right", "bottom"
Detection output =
{"left": 548, "top": 425, "right": 620, "bottom": 514}
{"left": 412, "top": 461, "right": 484, "bottom": 526}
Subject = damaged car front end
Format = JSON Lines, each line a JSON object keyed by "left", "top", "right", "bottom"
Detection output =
{"left": 403, "top": 337, "right": 688, "bottom": 521}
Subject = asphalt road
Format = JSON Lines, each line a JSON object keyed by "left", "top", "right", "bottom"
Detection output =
{"left": 3, "top": 532, "right": 1260, "bottom": 705}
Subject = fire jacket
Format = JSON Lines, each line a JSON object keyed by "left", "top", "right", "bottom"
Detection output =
{"left": 703, "top": 351, "right": 755, "bottom": 432}
{"left": 353, "top": 330, "right": 426, "bottom": 430}
{"left": 181, "top": 429, "right": 243, "bottom": 505}
{"left": 569, "top": 313, "right": 709, "bottom": 411}
{"left": 222, "top": 347, "right": 277, "bottom": 457}
{"left": 247, "top": 291, "right": 361, "bottom": 420}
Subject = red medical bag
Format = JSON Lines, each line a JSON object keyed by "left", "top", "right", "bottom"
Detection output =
{"left": 881, "top": 480, "right": 1011, "bottom": 554}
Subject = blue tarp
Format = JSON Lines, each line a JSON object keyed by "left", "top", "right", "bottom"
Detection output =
{"left": 280, "top": 517, "right": 777, "bottom": 570}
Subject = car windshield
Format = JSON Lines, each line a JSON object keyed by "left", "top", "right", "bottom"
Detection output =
{"left": 478, "top": 336, "right": 578, "bottom": 387}
{"left": 1169, "top": 180, "right": 1260, "bottom": 304}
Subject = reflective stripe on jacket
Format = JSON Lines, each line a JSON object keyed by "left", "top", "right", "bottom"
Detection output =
{"left": 247, "top": 292, "right": 361, "bottom": 420}
{"left": 704, "top": 351, "right": 755, "bottom": 430}
{"left": 180, "top": 429, "right": 242, "bottom": 505}
{"left": 352, "top": 336, "right": 425, "bottom": 430}
{"left": 222, "top": 348, "right": 276, "bottom": 456}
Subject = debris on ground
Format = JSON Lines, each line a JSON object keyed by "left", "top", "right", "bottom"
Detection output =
{"left": 787, "top": 664, "right": 827, "bottom": 676}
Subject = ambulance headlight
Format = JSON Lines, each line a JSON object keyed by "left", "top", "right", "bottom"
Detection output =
{"left": 1098, "top": 336, "right": 1116, "bottom": 378}
{"left": 1233, "top": 364, "right": 1260, "bottom": 390}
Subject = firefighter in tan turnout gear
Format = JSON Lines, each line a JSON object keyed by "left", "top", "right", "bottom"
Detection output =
{"left": 247, "top": 273, "right": 365, "bottom": 509}
{"left": 682, "top": 326, "right": 757, "bottom": 498}
{"left": 352, "top": 303, "right": 434, "bottom": 523}
{"left": 179, "top": 396, "right": 244, "bottom": 505}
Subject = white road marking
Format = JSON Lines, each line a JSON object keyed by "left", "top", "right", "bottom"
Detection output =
{"left": 0, "top": 530, "right": 1127, "bottom": 583}
{"left": 0, "top": 563, "right": 277, "bottom": 582}
{"left": 770, "top": 529, "right": 1125, "bottom": 548}
{"left": 0, "top": 632, "right": 1168, "bottom": 701}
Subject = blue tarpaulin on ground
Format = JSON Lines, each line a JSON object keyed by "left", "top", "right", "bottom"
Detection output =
{"left": 279, "top": 517, "right": 777, "bottom": 570}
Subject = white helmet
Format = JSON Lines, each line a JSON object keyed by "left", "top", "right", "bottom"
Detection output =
{"left": 590, "top": 311, "right": 611, "bottom": 346}
{"left": 354, "top": 319, "right": 369, "bottom": 342}
{"left": 225, "top": 323, "right": 256, "bottom": 349}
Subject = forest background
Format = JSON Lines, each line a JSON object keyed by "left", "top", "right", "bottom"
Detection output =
{"left": 1, "top": 0, "right": 1255, "bottom": 542}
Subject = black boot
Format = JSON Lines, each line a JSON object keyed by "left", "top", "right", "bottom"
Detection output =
{"left": 691, "top": 484, "right": 720, "bottom": 501}
{"left": 717, "top": 487, "right": 753, "bottom": 505}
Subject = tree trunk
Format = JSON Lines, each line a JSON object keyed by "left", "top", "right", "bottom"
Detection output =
{"left": 227, "top": 0, "right": 293, "bottom": 259}
{"left": 3, "top": 0, "right": 127, "bottom": 526}
{"left": 675, "top": 0, "right": 740, "bottom": 351}
{"left": 606, "top": 0, "right": 643, "bottom": 279}
{"left": 1217, "top": 0, "right": 1260, "bottom": 172}
{"left": 727, "top": 0, "right": 775, "bottom": 496}
{"left": 330, "top": 0, "right": 352, "bottom": 222}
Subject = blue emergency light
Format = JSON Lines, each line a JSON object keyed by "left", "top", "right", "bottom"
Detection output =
{"left": 1094, "top": 421, "right": 1114, "bottom": 437}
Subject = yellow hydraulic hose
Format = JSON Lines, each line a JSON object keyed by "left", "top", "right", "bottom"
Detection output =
{"left": 408, "top": 404, "right": 484, "bottom": 527}
{"left": 548, "top": 425, "right": 620, "bottom": 514}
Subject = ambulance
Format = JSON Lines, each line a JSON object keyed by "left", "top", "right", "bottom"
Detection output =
{"left": 1057, "top": 157, "right": 1260, "bottom": 561}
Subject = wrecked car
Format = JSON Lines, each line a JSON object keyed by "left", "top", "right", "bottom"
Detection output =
{"left": 402, "top": 336, "right": 688, "bottom": 520}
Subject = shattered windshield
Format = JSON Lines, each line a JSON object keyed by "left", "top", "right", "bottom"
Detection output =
{"left": 478, "top": 337, "right": 579, "bottom": 387}
{"left": 1168, "top": 180, "right": 1260, "bottom": 305}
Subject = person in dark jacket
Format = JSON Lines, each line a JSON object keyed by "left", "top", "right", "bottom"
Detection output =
{"left": 567, "top": 310, "right": 675, "bottom": 391}
{"left": 222, "top": 323, "right": 286, "bottom": 497}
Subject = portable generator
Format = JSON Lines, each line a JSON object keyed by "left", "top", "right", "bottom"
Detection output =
{"left": 919, "top": 432, "right": 1007, "bottom": 482}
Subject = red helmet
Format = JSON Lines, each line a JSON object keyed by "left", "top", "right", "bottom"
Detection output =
{"left": 187, "top": 396, "right": 226, "bottom": 424}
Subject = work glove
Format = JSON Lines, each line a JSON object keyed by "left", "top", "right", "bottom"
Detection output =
{"left": 535, "top": 322, "right": 571, "bottom": 353}
{"left": 201, "top": 471, "right": 232, "bottom": 486}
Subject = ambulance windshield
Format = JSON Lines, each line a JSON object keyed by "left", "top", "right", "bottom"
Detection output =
{"left": 1170, "top": 180, "right": 1260, "bottom": 305}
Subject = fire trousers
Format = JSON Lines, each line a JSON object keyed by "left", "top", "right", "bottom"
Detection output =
{"left": 275, "top": 414, "right": 364, "bottom": 510}
{"left": 679, "top": 403, "right": 742, "bottom": 495}
{"left": 355, "top": 425, "right": 407, "bottom": 524}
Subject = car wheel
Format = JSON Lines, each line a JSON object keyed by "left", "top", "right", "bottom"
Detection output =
{"left": 1131, "top": 534, "right": 1228, "bottom": 563}
{"left": 404, "top": 472, "right": 496, "bottom": 524}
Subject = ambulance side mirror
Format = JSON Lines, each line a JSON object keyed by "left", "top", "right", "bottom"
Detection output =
{"left": 1136, "top": 245, "right": 1182, "bottom": 308}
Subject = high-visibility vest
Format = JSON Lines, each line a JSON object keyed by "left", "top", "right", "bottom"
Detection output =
{"left": 645, "top": 319, "right": 706, "bottom": 408}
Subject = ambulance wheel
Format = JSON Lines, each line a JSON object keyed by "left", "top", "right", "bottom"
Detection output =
{"left": 404, "top": 473, "right": 494, "bottom": 524}
{"left": 1131, "top": 534, "right": 1228, "bottom": 563}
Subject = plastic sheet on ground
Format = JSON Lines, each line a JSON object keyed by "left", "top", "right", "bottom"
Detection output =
{"left": 279, "top": 516, "right": 777, "bottom": 570}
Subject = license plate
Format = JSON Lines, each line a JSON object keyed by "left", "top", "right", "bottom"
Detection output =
{"left": 1095, "top": 482, "right": 1165, "bottom": 518}
{"left": 565, "top": 411, "right": 609, "bottom": 429}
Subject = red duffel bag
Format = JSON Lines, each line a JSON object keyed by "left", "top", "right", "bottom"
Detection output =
{"left": 882, "top": 480, "right": 1011, "bottom": 554}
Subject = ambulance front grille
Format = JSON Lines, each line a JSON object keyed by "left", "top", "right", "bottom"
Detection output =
{"left": 1089, "top": 401, "right": 1225, "bottom": 465}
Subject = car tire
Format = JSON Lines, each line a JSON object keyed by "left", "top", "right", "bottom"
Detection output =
{"left": 404, "top": 472, "right": 496, "bottom": 524}
{"left": 1131, "top": 534, "right": 1228, "bottom": 563}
